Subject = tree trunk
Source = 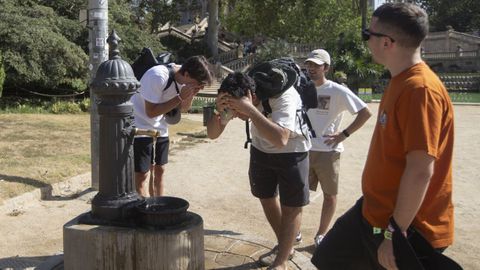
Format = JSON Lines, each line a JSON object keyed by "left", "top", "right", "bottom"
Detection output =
{"left": 207, "top": 0, "right": 219, "bottom": 57}
{"left": 361, "top": 0, "right": 367, "bottom": 30}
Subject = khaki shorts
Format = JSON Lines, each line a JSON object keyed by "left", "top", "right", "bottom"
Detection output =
{"left": 308, "top": 151, "right": 340, "bottom": 195}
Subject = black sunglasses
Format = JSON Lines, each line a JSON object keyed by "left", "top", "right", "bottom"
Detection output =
{"left": 362, "top": 29, "right": 395, "bottom": 43}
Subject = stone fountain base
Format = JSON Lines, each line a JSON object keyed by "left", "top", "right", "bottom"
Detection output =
{"left": 63, "top": 212, "right": 204, "bottom": 270}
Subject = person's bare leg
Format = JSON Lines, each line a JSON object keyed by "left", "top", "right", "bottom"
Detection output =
{"left": 152, "top": 164, "right": 166, "bottom": 196}
{"left": 271, "top": 205, "right": 302, "bottom": 269}
{"left": 260, "top": 197, "right": 282, "bottom": 241}
{"left": 147, "top": 165, "right": 155, "bottom": 196}
{"left": 135, "top": 171, "right": 149, "bottom": 197}
{"left": 317, "top": 193, "right": 336, "bottom": 236}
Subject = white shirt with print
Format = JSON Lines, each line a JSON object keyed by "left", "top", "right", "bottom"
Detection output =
{"left": 306, "top": 80, "right": 367, "bottom": 152}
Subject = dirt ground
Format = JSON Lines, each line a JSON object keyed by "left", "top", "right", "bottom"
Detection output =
{"left": 0, "top": 103, "right": 479, "bottom": 269}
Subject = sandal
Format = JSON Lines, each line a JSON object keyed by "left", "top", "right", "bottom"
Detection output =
{"left": 258, "top": 245, "right": 295, "bottom": 267}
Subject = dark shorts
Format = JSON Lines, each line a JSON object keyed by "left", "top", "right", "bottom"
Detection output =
{"left": 248, "top": 147, "right": 310, "bottom": 207}
{"left": 134, "top": 136, "right": 169, "bottom": 173}
{"left": 311, "top": 198, "right": 385, "bottom": 270}
{"left": 312, "top": 198, "right": 450, "bottom": 270}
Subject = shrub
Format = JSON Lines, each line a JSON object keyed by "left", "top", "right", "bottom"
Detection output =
{"left": 0, "top": 97, "right": 92, "bottom": 114}
{"left": 78, "top": 98, "right": 90, "bottom": 112}
{"left": 190, "top": 97, "right": 215, "bottom": 113}
{"left": 50, "top": 100, "right": 83, "bottom": 114}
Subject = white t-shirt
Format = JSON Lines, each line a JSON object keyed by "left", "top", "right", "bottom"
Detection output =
{"left": 307, "top": 80, "right": 367, "bottom": 152}
{"left": 251, "top": 87, "right": 312, "bottom": 153}
{"left": 130, "top": 65, "right": 182, "bottom": 137}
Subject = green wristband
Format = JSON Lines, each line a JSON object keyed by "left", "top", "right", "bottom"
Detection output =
{"left": 384, "top": 230, "right": 393, "bottom": 240}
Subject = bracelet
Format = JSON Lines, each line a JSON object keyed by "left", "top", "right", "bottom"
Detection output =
{"left": 384, "top": 230, "right": 393, "bottom": 240}
{"left": 342, "top": 129, "right": 350, "bottom": 137}
{"left": 177, "top": 95, "right": 183, "bottom": 102}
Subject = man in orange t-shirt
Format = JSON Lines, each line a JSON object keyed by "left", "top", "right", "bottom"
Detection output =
{"left": 312, "top": 3, "right": 456, "bottom": 270}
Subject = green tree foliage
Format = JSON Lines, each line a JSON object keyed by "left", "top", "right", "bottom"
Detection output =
{"left": 417, "top": 0, "right": 480, "bottom": 32}
{"left": 254, "top": 39, "right": 293, "bottom": 62}
{"left": 0, "top": 0, "right": 167, "bottom": 96}
{"left": 224, "top": 0, "right": 383, "bottom": 90}
{"left": 35, "top": 0, "right": 86, "bottom": 20}
{"left": 33, "top": 0, "right": 88, "bottom": 51}
{"left": 160, "top": 36, "right": 210, "bottom": 63}
{"left": 130, "top": 0, "right": 184, "bottom": 34}
{"left": 0, "top": 0, "right": 89, "bottom": 94}
{"left": 325, "top": 32, "right": 385, "bottom": 91}
{"left": 223, "top": 0, "right": 361, "bottom": 43}
{"left": 109, "top": 0, "right": 166, "bottom": 63}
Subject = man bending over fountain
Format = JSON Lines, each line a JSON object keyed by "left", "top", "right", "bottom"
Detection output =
{"left": 207, "top": 66, "right": 311, "bottom": 270}
{"left": 131, "top": 55, "right": 213, "bottom": 197}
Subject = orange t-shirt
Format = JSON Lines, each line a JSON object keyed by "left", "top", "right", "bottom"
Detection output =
{"left": 362, "top": 62, "right": 454, "bottom": 248}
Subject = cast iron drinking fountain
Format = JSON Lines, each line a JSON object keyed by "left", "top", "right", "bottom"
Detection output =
{"left": 63, "top": 30, "right": 204, "bottom": 270}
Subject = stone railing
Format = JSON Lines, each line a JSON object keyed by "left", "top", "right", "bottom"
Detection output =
{"left": 439, "top": 73, "right": 480, "bottom": 92}
{"left": 218, "top": 65, "right": 234, "bottom": 80}
{"left": 422, "top": 46, "right": 480, "bottom": 72}
{"left": 157, "top": 27, "right": 193, "bottom": 42}
{"left": 374, "top": 74, "right": 479, "bottom": 93}
{"left": 209, "top": 49, "right": 239, "bottom": 65}
{"left": 425, "top": 30, "right": 480, "bottom": 51}
{"left": 224, "top": 54, "right": 257, "bottom": 72}
{"left": 157, "top": 26, "right": 234, "bottom": 52}
{"left": 449, "top": 31, "right": 480, "bottom": 45}
{"left": 423, "top": 50, "right": 479, "bottom": 60}
{"left": 427, "top": 30, "right": 480, "bottom": 41}
{"left": 208, "top": 41, "right": 320, "bottom": 84}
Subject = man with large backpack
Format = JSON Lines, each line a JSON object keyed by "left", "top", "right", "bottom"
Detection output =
{"left": 207, "top": 62, "right": 311, "bottom": 270}
{"left": 305, "top": 49, "right": 372, "bottom": 247}
{"left": 130, "top": 55, "right": 213, "bottom": 197}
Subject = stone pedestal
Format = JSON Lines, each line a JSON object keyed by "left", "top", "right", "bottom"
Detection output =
{"left": 64, "top": 213, "right": 204, "bottom": 270}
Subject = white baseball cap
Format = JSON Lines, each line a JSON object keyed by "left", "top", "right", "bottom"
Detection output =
{"left": 305, "top": 49, "right": 331, "bottom": 66}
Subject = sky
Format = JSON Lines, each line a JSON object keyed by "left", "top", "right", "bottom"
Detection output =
{"left": 374, "top": 0, "right": 387, "bottom": 9}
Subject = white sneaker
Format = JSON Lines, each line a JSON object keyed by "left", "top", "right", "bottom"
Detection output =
{"left": 294, "top": 232, "right": 302, "bottom": 245}
{"left": 314, "top": 234, "right": 324, "bottom": 247}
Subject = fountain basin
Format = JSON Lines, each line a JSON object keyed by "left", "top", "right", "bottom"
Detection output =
{"left": 136, "top": 196, "right": 190, "bottom": 228}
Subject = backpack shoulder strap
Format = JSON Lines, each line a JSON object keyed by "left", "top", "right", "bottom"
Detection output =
{"left": 261, "top": 99, "right": 272, "bottom": 116}
{"left": 301, "top": 109, "right": 316, "bottom": 138}
{"left": 245, "top": 99, "right": 270, "bottom": 149}
{"left": 244, "top": 120, "right": 252, "bottom": 149}
{"left": 163, "top": 65, "right": 179, "bottom": 94}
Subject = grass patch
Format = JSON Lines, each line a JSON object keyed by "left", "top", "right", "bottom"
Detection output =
{"left": 448, "top": 92, "right": 480, "bottom": 103}
{"left": 359, "top": 92, "right": 480, "bottom": 103}
{"left": 0, "top": 113, "right": 205, "bottom": 202}
{"left": 189, "top": 96, "right": 215, "bottom": 113}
